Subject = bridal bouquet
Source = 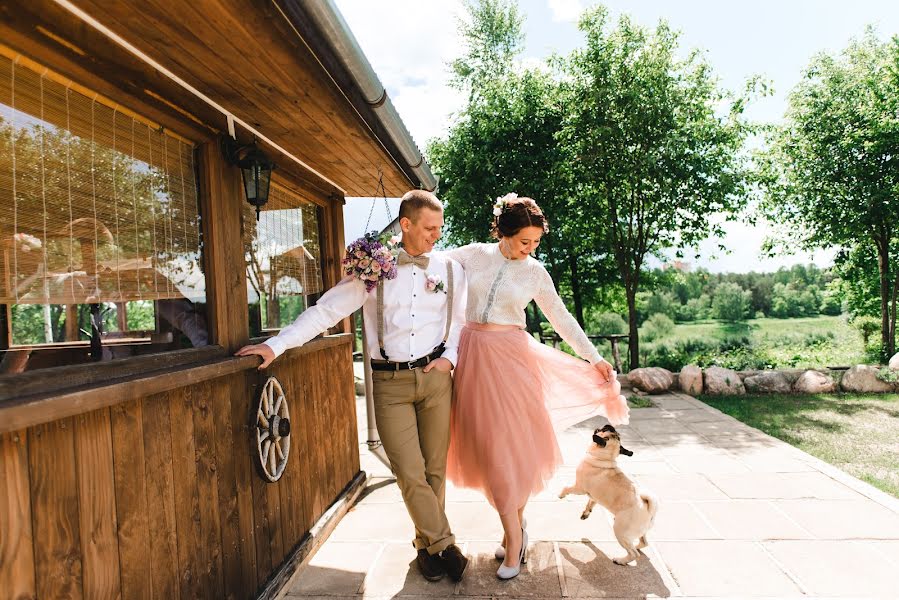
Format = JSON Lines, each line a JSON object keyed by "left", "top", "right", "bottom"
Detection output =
{"left": 342, "top": 231, "right": 400, "bottom": 292}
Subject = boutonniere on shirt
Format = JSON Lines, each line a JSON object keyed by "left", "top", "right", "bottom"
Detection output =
{"left": 425, "top": 273, "right": 446, "bottom": 294}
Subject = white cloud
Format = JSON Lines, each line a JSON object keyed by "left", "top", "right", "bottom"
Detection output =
{"left": 547, "top": 0, "right": 584, "bottom": 22}
{"left": 333, "top": 0, "right": 466, "bottom": 149}
{"left": 652, "top": 218, "right": 837, "bottom": 274}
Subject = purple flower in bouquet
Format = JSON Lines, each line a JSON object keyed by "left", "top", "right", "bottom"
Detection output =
{"left": 342, "top": 231, "right": 399, "bottom": 292}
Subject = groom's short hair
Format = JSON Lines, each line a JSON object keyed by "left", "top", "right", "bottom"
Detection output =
{"left": 399, "top": 190, "right": 443, "bottom": 222}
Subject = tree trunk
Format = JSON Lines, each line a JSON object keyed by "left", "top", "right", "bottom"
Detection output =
{"left": 876, "top": 237, "right": 891, "bottom": 359}
{"left": 568, "top": 253, "right": 585, "bottom": 328}
{"left": 890, "top": 269, "right": 898, "bottom": 357}
{"left": 626, "top": 283, "right": 639, "bottom": 370}
{"left": 543, "top": 236, "right": 563, "bottom": 289}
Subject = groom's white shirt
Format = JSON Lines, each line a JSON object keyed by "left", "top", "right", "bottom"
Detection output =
{"left": 264, "top": 251, "right": 467, "bottom": 367}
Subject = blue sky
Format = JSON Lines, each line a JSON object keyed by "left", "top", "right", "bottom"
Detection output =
{"left": 336, "top": 0, "right": 899, "bottom": 273}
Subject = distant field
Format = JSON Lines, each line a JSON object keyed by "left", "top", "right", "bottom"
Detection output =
{"left": 595, "top": 315, "right": 869, "bottom": 371}
{"left": 669, "top": 316, "right": 866, "bottom": 368}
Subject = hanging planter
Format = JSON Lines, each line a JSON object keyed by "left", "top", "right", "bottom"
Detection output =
{"left": 254, "top": 376, "right": 291, "bottom": 483}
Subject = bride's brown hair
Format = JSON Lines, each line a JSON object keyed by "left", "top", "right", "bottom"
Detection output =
{"left": 491, "top": 196, "right": 550, "bottom": 239}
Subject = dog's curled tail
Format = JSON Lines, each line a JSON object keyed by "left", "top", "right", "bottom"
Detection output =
{"left": 641, "top": 493, "right": 659, "bottom": 527}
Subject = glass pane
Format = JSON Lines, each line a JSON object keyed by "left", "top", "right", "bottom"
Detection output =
{"left": 0, "top": 54, "right": 209, "bottom": 374}
{"left": 244, "top": 183, "right": 323, "bottom": 336}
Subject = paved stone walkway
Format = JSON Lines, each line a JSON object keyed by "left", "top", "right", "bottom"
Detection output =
{"left": 282, "top": 390, "right": 899, "bottom": 599}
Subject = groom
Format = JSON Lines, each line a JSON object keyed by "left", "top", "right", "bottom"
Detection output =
{"left": 236, "top": 190, "right": 469, "bottom": 582}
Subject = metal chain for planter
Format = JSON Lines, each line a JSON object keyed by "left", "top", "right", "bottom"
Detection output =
{"left": 255, "top": 376, "right": 290, "bottom": 482}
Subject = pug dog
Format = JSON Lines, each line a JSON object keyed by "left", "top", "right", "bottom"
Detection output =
{"left": 559, "top": 424, "right": 658, "bottom": 565}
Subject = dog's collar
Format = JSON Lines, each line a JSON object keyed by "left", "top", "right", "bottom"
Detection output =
{"left": 586, "top": 457, "right": 618, "bottom": 469}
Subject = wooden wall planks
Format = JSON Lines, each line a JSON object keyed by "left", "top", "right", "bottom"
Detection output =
{"left": 110, "top": 400, "right": 152, "bottom": 600}
{"left": 74, "top": 410, "right": 122, "bottom": 600}
{"left": 0, "top": 337, "right": 357, "bottom": 599}
{"left": 28, "top": 420, "right": 83, "bottom": 599}
{"left": 0, "top": 431, "right": 36, "bottom": 600}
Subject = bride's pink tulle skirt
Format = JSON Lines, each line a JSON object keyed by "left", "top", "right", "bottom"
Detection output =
{"left": 446, "top": 323, "right": 629, "bottom": 514}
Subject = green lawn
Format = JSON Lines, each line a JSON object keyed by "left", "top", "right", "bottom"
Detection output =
{"left": 700, "top": 393, "right": 899, "bottom": 498}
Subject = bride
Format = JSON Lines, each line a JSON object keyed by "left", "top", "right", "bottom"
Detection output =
{"left": 443, "top": 193, "right": 629, "bottom": 580}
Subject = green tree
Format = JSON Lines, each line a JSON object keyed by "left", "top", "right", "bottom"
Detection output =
{"left": 450, "top": 0, "right": 524, "bottom": 94}
{"left": 712, "top": 281, "right": 751, "bottom": 322}
{"left": 759, "top": 28, "right": 899, "bottom": 357}
{"left": 431, "top": 0, "right": 617, "bottom": 328}
{"left": 561, "top": 8, "right": 754, "bottom": 368}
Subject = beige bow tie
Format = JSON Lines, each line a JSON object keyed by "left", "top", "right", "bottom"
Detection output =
{"left": 397, "top": 250, "right": 429, "bottom": 269}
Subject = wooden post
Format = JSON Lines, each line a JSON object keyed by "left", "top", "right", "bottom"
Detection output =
{"left": 65, "top": 305, "right": 79, "bottom": 342}
{"left": 610, "top": 339, "right": 622, "bottom": 373}
{"left": 0, "top": 305, "right": 11, "bottom": 349}
{"left": 320, "top": 195, "right": 351, "bottom": 335}
{"left": 197, "top": 140, "right": 250, "bottom": 353}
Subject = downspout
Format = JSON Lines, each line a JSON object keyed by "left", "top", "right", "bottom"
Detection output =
{"left": 296, "top": 0, "right": 438, "bottom": 192}
{"left": 360, "top": 219, "right": 403, "bottom": 473}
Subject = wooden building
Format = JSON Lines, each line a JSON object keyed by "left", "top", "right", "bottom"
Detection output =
{"left": 0, "top": 1, "right": 435, "bottom": 598}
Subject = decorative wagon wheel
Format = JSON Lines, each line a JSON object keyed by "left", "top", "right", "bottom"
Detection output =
{"left": 255, "top": 376, "right": 291, "bottom": 483}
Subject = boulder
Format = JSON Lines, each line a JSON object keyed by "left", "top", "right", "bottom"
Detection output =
{"left": 678, "top": 365, "right": 703, "bottom": 396}
{"left": 627, "top": 367, "right": 674, "bottom": 394}
{"left": 840, "top": 365, "right": 894, "bottom": 393}
{"left": 703, "top": 366, "right": 746, "bottom": 395}
{"left": 793, "top": 370, "right": 837, "bottom": 394}
{"left": 743, "top": 371, "right": 792, "bottom": 394}
{"left": 890, "top": 352, "right": 899, "bottom": 370}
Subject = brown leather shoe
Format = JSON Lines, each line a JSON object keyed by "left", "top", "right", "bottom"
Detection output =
{"left": 416, "top": 549, "right": 446, "bottom": 581}
{"left": 440, "top": 544, "right": 469, "bottom": 582}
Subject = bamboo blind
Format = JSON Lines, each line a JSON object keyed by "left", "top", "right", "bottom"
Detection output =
{"left": 244, "top": 183, "right": 323, "bottom": 312}
{"left": 0, "top": 53, "right": 202, "bottom": 305}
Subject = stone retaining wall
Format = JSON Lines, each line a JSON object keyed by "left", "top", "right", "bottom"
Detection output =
{"left": 624, "top": 364, "right": 899, "bottom": 395}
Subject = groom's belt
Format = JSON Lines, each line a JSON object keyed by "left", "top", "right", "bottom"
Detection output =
{"left": 370, "top": 347, "right": 445, "bottom": 371}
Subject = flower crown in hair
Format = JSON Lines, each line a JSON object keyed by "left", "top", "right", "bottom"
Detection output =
{"left": 493, "top": 192, "right": 518, "bottom": 216}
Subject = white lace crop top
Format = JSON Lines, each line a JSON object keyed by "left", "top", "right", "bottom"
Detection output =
{"left": 444, "top": 243, "right": 602, "bottom": 364}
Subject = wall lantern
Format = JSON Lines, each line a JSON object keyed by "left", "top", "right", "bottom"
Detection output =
{"left": 222, "top": 137, "right": 277, "bottom": 219}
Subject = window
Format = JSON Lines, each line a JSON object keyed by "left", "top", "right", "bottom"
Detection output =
{"left": 0, "top": 51, "right": 207, "bottom": 374}
{"left": 244, "top": 182, "right": 323, "bottom": 337}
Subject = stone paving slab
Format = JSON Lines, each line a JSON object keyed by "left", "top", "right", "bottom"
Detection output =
{"left": 646, "top": 500, "right": 722, "bottom": 541}
{"left": 283, "top": 392, "right": 899, "bottom": 600}
{"left": 692, "top": 500, "right": 815, "bottom": 540}
{"left": 456, "top": 541, "right": 562, "bottom": 597}
{"left": 706, "top": 472, "right": 861, "bottom": 500}
{"left": 764, "top": 540, "right": 899, "bottom": 597}
{"left": 558, "top": 541, "right": 674, "bottom": 598}
{"left": 773, "top": 499, "right": 899, "bottom": 539}
{"left": 654, "top": 541, "right": 803, "bottom": 597}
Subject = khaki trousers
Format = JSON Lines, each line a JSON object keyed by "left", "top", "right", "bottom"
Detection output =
{"left": 371, "top": 367, "right": 454, "bottom": 555}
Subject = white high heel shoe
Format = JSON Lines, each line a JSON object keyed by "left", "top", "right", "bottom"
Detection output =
{"left": 496, "top": 526, "right": 528, "bottom": 580}
{"left": 495, "top": 517, "right": 526, "bottom": 560}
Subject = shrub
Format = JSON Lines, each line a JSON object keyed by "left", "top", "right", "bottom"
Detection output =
{"left": 677, "top": 295, "right": 712, "bottom": 321}
{"left": 641, "top": 341, "right": 689, "bottom": 371}
{"left": 641, "top": 313, "right": 675, "bottom": 342}
{"left": 595, "top": 312, "right": 627, "bottom": 334}
{"left": 640, "top": 291, "right": 678, "bottom": 322}
{"left": 853, "top": 315, "right": 881, "bottom": 346}
{"left": 819, "top": 292, "right": 842, "bottom": 316}
{"left": 712, "top": 282, "right": 751, "bottom": 322}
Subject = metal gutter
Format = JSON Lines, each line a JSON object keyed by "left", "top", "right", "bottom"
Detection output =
{"left": 294, "top": 0, "right": 438, "bottom": 192}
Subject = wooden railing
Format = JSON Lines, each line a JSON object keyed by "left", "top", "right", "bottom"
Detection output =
{"left": 539, "top": 332, "right": 628, "bottom": 372}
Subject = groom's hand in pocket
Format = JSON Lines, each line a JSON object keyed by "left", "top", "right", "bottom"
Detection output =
{"left": 423, "top": 357, "right": 453, "bottom": 373}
